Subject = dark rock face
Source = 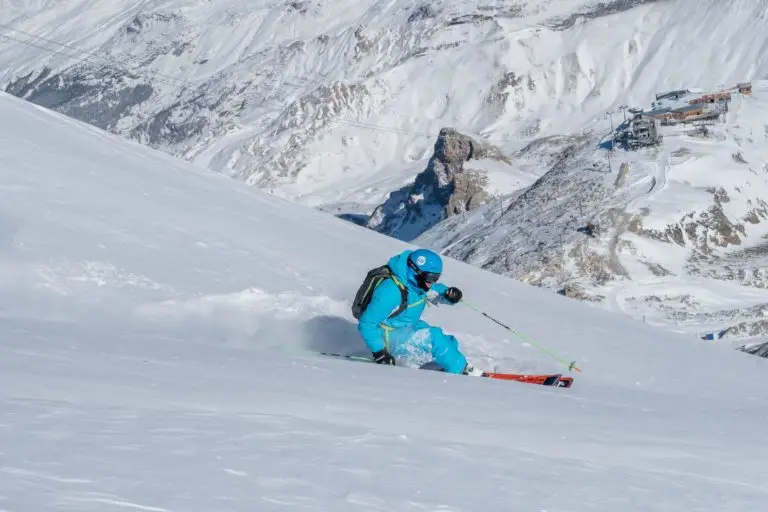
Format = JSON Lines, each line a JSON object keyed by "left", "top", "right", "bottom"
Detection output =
{"left": 738, "top": 341, "right": 768, "bottom": 358}
{"left": 408, "top": 5, "right": 438, "bottom": 23}
{"left": 367, "top": 127, "right": 509, "bottom": 241}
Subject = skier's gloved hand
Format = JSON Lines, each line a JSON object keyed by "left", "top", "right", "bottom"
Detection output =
{"left": 372, "top": 349, "right": 395, "bottom": 366}
{"left": 444, "top": 287, "right": 463, "bottom": 304}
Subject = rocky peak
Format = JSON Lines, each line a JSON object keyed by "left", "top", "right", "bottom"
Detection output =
{"left": 366, "top": 127, "right": 510, "bottom": 241}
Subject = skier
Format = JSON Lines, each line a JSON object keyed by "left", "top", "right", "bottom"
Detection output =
{"left": 353, "top": 248, "right": 479, "bottom": 375}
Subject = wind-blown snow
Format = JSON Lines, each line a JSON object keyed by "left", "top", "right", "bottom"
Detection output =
{"left": 1, "top": 92, "right": 767, "bottom": 511}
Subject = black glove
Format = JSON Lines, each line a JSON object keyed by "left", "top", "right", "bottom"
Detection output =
{"left": 372, "top": 349, "right": 395, "bottom": 365}
{"left": 444, "top": 286, "right": 463, "bottom": 304}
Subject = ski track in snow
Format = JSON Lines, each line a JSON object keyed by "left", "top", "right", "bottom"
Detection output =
{"left": 1, "top": 89, "right": 768, "bottom": 511}
{"left": 603, "top": 148, "right": 671, "bottom": 318}
{"left": 602, "top": 92, "right": 768, "bottom": 335}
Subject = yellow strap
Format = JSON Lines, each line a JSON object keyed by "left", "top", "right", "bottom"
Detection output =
{"left": 390, "top": 275, "right": 424, "bottom": 308}
{"left": 406, "top": 297, "right": 425, "bottom": 309}
{"left": 377, "top": 275, "right": 424, "bottom": 351}
{"left": 380, "top": 301, "right": 421, "bottom": 351}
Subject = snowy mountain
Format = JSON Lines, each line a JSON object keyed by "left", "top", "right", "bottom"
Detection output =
{"left": 3, "top": 0, "right": 764, "bottom": 211}
{"left": 3, "top": 0, "right": 768, "bottom": 344}
{"left": 417, "top": 82, "right": 768, "bottom": 342}
{"left": 2, "top": 90, "right": 768, "bottom": 512}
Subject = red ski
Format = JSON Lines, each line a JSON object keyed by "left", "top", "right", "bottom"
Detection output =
{"left": 482, "top": 371, "right": 574, "bottom": 388}
{"left": 320, "top": 352, "right": 574, "bottom": 388}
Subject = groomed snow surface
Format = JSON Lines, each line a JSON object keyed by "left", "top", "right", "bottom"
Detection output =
{"left": 1, "top": 92, "right": 767, "bottom": 511}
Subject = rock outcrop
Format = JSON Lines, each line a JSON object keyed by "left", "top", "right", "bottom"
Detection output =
{"left": 366, "top": 127, "right": 510, "bottom": 241}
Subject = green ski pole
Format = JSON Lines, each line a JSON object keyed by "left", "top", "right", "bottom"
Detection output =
{"left": 462, "top": 300, "right": 582, "bottom": 373}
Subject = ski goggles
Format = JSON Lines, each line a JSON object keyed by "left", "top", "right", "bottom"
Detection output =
{"left": 407, "top": 258, "right": 440, "bottom": 284}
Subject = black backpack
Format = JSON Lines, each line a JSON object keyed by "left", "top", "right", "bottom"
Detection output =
{"left": 351, "top": 265, "right": 408, "bottom": 320}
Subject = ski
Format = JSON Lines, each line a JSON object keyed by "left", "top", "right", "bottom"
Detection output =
{"left": 320, "top": 352, "right": 574, "bottom": 388}
{"left": 481, "top": 371, "right": 573, "bottom": 388}
{"left": 321, "top": 352, "right": 377, "bottom": 363}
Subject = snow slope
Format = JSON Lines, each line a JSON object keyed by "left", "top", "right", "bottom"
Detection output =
{"left": 2, "top": 92, "right": 768, "bottom": 511}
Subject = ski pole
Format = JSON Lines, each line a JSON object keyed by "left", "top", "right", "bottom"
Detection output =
{"left": 461, "top": 300, "right": 582, "bottom": 373}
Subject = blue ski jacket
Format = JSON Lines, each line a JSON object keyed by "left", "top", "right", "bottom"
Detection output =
{"left": 356, "top": 249, "right": 468, "bottom": 374}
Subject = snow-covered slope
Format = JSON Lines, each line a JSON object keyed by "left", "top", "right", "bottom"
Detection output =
{"left": 2, "top": 92, "right": 768, "bottom": 510}
{"left": 2, "top": 0, "right": 766, "bottom": 217}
